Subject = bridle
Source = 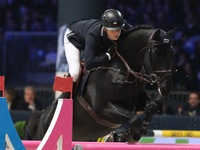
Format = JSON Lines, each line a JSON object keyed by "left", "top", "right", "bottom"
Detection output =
{"left": 141, "top": 29, "right": 172, "bottom": 85}
{"left": 88, "top": 29, "right": 172, "bottom": 85}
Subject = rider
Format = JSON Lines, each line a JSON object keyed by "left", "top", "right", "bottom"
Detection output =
{"left": 64, "top": 9, "right": 132, "bottom": 90}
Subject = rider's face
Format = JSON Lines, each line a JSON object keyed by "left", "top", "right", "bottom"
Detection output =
{"left": 105, "top": 28, "right": 121, "bottom": 41}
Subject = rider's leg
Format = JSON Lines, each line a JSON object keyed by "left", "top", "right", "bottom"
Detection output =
{"left": 64, "top": 29, "right": 81, "bottom": 82}
{"left": 63, "top": 29, "right": 80, "bottom": 98}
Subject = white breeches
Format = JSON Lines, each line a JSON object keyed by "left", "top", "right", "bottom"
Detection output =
{"left": 64, "top": 29, "right": 80, "bottom": 82}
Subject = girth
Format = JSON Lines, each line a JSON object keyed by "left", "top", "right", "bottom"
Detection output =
{"left": 77, "top": 95, "right": 121, "bottom": 129}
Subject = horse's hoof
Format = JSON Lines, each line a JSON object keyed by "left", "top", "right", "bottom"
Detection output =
{"left": 113, "top": 127, "right": 132, "bottom": 142}
{"left": 132, "top": 132, "right": 142, "bottom": 141}
{"left": 113, "top": 123, "right": 132, "bottom": 142}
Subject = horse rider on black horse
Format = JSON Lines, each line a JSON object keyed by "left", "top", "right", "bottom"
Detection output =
{"left": 64, "top": 9, "right": 133, "bottom": 91}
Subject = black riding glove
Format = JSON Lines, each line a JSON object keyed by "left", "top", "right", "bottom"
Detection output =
{"left": 107, "top": 42, "right": 117, "bottom": 59}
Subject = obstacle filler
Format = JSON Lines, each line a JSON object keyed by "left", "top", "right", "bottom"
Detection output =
{"left": 0, "top": 97, "right": 26, "bottom": 150}
{"left": 0, "top": 76, "right": 26, "bottom": 150}
{"left": 0, "top": 76, "right": 74, "bottom": 150}
{"left": 36, "top": 77, "right": 73, "bottom": 150}
{"left": 1, "top": 76, "right": 200, "bottom": 150}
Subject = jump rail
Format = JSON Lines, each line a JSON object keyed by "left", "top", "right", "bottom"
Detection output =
{"left": 22, "top": 141, "right": 200, "bottom": 150}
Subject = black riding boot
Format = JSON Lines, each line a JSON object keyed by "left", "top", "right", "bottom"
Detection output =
{"left": 72, "top": 81, "right": 77, "bottom": 98}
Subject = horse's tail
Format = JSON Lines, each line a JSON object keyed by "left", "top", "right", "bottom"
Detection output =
{"left": 23, "top": 111, "right": 42, "bottom": 140}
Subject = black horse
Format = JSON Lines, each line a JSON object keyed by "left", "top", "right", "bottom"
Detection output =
{"left": 24, "top": 25, "right": 175, "bottom": 142}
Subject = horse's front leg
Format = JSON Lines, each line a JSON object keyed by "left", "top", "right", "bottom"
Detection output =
{"left": 92, "top": 99, "right": 143, "bottom": 126}
{"left": 111, "top": 90, "right": 157, "bottom": 142}
{"left": 92, "top": 100, "right": 143, "bottom": 141}
{"left": 131, "top": 101, "right": 158, "bottom": 141}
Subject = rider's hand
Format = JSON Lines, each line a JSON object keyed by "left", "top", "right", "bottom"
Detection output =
{"left": 105, "top": 42, "right": 117, "bottom": 60}
{"left": 108, "top": 43, "right": 116, "bottom": 56}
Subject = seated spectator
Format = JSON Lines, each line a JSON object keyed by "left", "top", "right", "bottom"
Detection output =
{"left": 4, "top": 87, "right": 20, "bottom": 110}
{"left": 17, "top": 86, "right": 43, "bottom": 111}
{"left": 181, "top": 91, "right": 200, "bottom": 116}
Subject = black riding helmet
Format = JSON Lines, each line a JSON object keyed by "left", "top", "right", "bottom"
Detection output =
{"left": 101, "top": 9, "right": 124, "bottom": 30}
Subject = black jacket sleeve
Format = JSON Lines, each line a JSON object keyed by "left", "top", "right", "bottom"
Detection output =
{"left": 84, "top": 33, "right": 110, "bottom": 70}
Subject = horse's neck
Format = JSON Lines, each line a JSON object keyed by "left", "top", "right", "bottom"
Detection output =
{"left": 117, "top": 29, "right": 154, "bottom": 71}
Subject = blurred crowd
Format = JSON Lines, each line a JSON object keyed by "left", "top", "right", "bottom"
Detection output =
{"left": 0, "top": 0, "right": 200, "bottom": 91}
{"left": 5, "top": 86, "right": 43, "bottom": 111}
{"left": 107, "top": 0, "right": 200, "bottom": 91}
{"left": 0, "top": 0, "right": 57, "bottom": 32}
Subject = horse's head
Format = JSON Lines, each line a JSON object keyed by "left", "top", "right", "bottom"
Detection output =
{"left": 144, "top": 28, "right": 176, "bottom": 96}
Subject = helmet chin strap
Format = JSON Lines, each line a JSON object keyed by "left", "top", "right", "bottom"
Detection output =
{"left": 103, "top": 27, "right": 112, "bottom": 40}
{"left": 107, "top": 35, "right": 113, "bottom": 40}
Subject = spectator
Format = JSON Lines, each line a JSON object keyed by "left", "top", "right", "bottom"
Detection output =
{"left": 4, "top": 87, "right": 20, "bottom": 110}
{"left": 31, "top": 19, "right": 44, "bottom": 31}
{"left": 20, "top": 21, "right": 31, "bottom": 31}
{"left": 17, "top": 86, "right": 43, "bottom": 111}
{"left": 181, "top": 91, "right": 200, "bottom": 116}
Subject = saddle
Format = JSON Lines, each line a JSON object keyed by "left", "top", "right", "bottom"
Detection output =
{"left": 76, "top": 62, "right": 88, "bottom": 96}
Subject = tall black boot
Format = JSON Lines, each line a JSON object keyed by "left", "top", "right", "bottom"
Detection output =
{"left": 62, "top": 91, "right": 70, "bottom": 99}
{"left": 61, "top": 73, "right": 72, "bottom": 99}
{"left": 72, "top": 81, "right": 77, "bottom": 99}
{"left": 62, "top": 81, "right": 77, "bottom": 99}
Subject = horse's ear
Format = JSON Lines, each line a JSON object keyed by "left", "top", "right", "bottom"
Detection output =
{"left": 167, "top": 27, "right": 177, "bottom": 37}
{"left": 152, "top": 29, "right": 160, "bottom": 41}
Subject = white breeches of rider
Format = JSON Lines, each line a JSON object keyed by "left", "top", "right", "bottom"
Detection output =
{"left": 64, "top": 28, "right": 80, "bottom": 82}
